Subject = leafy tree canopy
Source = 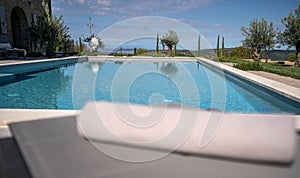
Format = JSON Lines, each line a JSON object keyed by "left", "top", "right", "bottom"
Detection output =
{"left": 278, "top": 4, "right": 300, "bottom": 66}
{"left": 241, "top": 18, "right": 276, "bottom": 61}
{"left": 161, "top": 30, "right": 179, "bottom": 55}
{"left": 161, "top": 30, "right": 179, "bottom": 47}
{"left": 229, "top": 46, "right": 251, "bottom": 59}
{"left": 30, "top": 15, "right": 70, "bottom": 57}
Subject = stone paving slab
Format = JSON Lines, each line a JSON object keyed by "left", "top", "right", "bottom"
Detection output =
{"left": 248, "top": 71, "right": 300, "bottom": 89}
{"left": 0, "top": 109, "right": 78, "bottom": 126}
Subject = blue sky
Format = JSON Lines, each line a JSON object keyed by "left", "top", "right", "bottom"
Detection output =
{"left": 52, "top": 0, "right": 299, "bottom": 50}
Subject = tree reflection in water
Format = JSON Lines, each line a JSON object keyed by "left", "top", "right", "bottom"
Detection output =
{"left": 160, "top": 63, "right": 178, "bottom": 79}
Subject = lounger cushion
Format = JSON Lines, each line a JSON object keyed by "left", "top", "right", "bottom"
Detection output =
{"left": 8, "top": 111, "right": 300, "bottom": 178}
{"left": 0, "top": 34, "right": 26, "bottom": 57}
{"left": 0, "top": 43, "right": 11, "bottom": 49}
{"left": 77, "top": 102, "right": 297, "bottom": 164}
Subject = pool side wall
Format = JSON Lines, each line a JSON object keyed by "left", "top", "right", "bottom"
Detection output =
{"left": 0, "top": 56, "right": 88, "bottom": 84}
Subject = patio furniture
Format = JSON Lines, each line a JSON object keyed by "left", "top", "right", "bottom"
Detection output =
{"left": 1, "top": 102, "right": 299, "bottom": 178}
{"left": 0, "top": 34, "right": 26, "bottom": 59}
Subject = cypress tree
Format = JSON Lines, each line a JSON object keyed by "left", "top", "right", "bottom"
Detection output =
{"left": 79, "top": 37, "right": 83, "bottom": 53}
{"left": 216, "top": 34, "right": 220, "bottom": 58}
{"left": 198, "top": 35, "right": 201, "bottom": 57}
{"left": 156, "top": 33, "right": 159, "bottom": 54}
{"left": 221, "top": 36, "right": 225, "bottom": 58}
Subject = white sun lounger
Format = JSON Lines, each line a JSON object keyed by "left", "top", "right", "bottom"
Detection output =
{"left": 5, "top": 102, "right": 299, "bottom": 178}
{"left": 77, "top": 102, "right": 297, "bottom": 164}
{"left": 0, "top": 35, "right": 26, "bottom": 59}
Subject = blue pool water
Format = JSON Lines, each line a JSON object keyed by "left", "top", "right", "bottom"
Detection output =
{"left": 0, "top": 61, "right": 299, "bottom": 114}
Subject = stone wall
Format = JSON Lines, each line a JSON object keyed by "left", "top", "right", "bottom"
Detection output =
{"left": 0, "top": 0, "right": 51, "bottom": 52}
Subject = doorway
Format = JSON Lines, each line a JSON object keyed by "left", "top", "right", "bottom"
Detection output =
{"left": 11, "top": 7, "right": 29, "bottom": 51}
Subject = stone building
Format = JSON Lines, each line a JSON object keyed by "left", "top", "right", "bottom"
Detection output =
{"left": 0, "top": 0, "right": 51, "bottom": 52}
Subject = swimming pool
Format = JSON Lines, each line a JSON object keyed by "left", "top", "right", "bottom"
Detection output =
{"left": 0, "top": 60, "right": 299, "bottom": 114}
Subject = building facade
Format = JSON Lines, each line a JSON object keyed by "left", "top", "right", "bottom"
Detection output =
{"left": 0, "top": 0, "right": 51, "bottom": 52}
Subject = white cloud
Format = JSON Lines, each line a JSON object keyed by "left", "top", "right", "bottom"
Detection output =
{"left": 53, "top": 0, "right": 218, "bottom": 17}
{"left": 178, "top": 18, "right": 243, "bottom": 47}
{"left": 52, "top": 6, "right": 64, "bottom": 13}
{"left": 97, "top": 16, "right": 214, "bottom": 51}
{"left": 77, "top": 0, "right": 86, "bottom": 4}
{"left": 52, "top": 0, "right": 86, "bottom": 5}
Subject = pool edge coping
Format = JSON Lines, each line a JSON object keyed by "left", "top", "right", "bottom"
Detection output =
{"left": 197, "top": 57, "right": 300, "bottom": 104}
{"left": 0, "top": 56, "right": 88, "bottom": 67}
{"left": 0, "top": 109, "right": 79, "bottom": 127}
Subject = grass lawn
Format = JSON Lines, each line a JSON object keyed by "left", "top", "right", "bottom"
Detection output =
{"left": 218, "top": 58, "right": 300, "bottom": 80}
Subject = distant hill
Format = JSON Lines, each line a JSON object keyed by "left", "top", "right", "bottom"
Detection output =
{"left": 108, "top": 47, "right": 296, "bottom": 61}
{"left": 261, "top": 50, "right": 296, "bottom": 61}
{"left": 211, "top": 48, "right": 295, "bottom": 61}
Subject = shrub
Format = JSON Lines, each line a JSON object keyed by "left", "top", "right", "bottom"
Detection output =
{"left": 136, "top": 48, "right": 147, "bottom": 55}
{"left": 112, "top": 53, "right": 133, "bottom": 57}
{"left": 260, "top": 63, "right": 300, "bottom": 79}
{"left": 113, "top": 52, "right": 124, "bottom": 56}
{"left": 229, "top": 46, "right": 251, "bottom": 59}
{"left": 233, "top": 62, "right": 300, "bottom": 79}
{"left": 288, "top": 53, "right": 296, "bottom": 62}
{"left": 27, "top": 52, "right": 42, "bottom": 57}
{"left": 233, "top": 62, "right": 262, "bottom": 71}
{"left": 152, "top": 53, "right": 167, "bottom": 57}
{"left": 219, "top": 58, "right": 239, "bottom": 63}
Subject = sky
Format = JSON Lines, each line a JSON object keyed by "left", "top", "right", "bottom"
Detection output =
{"left": 52, "top": 0, "right": 299, "bottom": 51}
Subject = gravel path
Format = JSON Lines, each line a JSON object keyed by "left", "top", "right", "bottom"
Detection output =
{"left": 248, "top": 71, "right": 300, "bottom": 89}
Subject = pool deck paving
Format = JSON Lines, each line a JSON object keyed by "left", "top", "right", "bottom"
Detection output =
{"left": 198, "top": 58, "right": 300, "bottom": 103}
{"left": 248, "top": 71, "right": 300, "bottom": 89}
{"left": 0, "top": 56, "right": 300, "bottom": 136}
{"left": 0, "top": 56, "right": 48, "bottom": 64}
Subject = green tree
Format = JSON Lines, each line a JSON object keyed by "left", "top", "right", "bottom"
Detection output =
{"left": 161, "top": 30, "right": 179, "bottom": 56}
{"left": 278, "top": 5, "right": 300, "bottom": 66}
{"left": 79, "top": 37, "right": 83, "bottom": 53}
{"left": 30, "top": 15, "right": 70, "bottom": 57}
{"left": 262, "top": 21, "right": 276, "bottom": 63}
{"left": 289, "top": 53, "right": 296, "bottom": 62}
{"left": 137, "top": 48, "right": 147, "bottom": 55}
{"left": 241, "top": 18, "right": 276, "bottom": 62}
{"left": 216, "top": 34, "right": 220, "bottom": 58}
{"left": 198, "top": 35, "right": 201, "bottom": 57}
{"left": 221, "top": 36, "right": 225, "bottom": 58}
{"left": 156, "top": 33, "right": 159, "bottom": 54}
{"left": 229, "top": 46, "right": 251, "bottom": 59}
